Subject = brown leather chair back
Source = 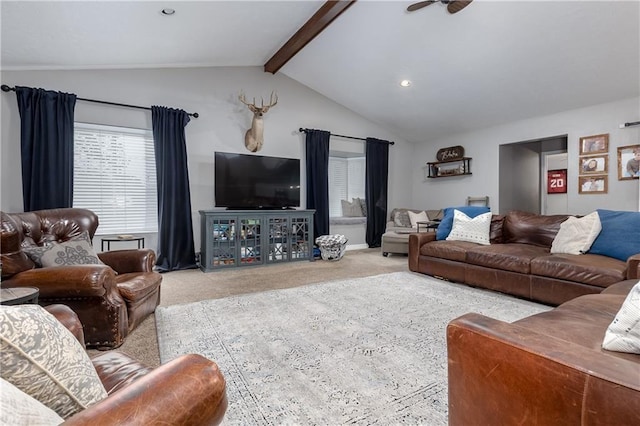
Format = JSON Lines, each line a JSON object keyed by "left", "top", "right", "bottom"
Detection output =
{"left": 1, "top": 208, "right": 99, "bottom": 279}
{"left": 502, "top": 210, "right": 570, "bottom": 248}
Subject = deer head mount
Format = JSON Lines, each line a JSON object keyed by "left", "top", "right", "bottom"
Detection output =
{"left": 238, "top": 91, "right": 278, "bottom": 152}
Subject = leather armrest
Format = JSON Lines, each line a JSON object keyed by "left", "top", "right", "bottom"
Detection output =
{"left": 626, "top": 253, "right": 640, "bottom": 279}
{"left": 63, "top": 354, "right": 227, "bottom": 426}
{"left": 447, "top": 313, "right": 640, "bottom": 426}
{"left": 98, "top": 249, "right": 156, "bottom": 274}
{"left": 1, "top": 265, "right": 116, "bottom": 298}
{"left": 44, "top": 304, "right": 85, "bottom": 347}
{"left": 408, "top": 232, "right": 437, "bottom": 271}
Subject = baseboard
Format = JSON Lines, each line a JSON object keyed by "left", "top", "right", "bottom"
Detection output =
{"left": 346, "top": 244, "right": 369, "bottom": 251}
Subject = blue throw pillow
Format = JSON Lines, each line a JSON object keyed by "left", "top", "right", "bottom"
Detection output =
{"left": 588, "top": 209, "right": 640, "bottom": 261}
{"left": 436, "top": 206, "right": 491, "bottom": 240}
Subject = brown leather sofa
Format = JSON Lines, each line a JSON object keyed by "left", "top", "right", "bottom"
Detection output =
{"left": 447, "top": 278, "right": 640, "bottom": 425}
{"left": 43, "top": 304, "right": 227, "bottom": 425}
{"left": 1, "top": 208, "right": 162, "bottom": 349}
{"left": 409, "top": 210, "right": 640, "bottom": 306}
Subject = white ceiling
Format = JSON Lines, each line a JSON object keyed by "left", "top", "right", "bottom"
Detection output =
{"left": 2, "top": 1, "right": 639, "bottom": 143}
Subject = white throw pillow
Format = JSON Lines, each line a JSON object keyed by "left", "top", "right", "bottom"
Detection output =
{"left": 0, "top": 378, "right": 64, "bottom": 425}
{"left": 550, "top": 212, "right": 602, "bottom": 255}
{"left": 446, "top": 210, "right": 492, "bottom": 245}
{"left": 0, "top": 305, "right": 108, "bottom": 418}
{"left": 407, "top": 210, "right": 429, "bottom": 228}
{"left": 602, "top": 281, "right": 640, "bottom": 354}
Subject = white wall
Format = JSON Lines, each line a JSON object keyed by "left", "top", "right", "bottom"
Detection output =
{"left": 412, "top": 97, "right": 640, "bottom": 215}
{"left": 0, "top": 67, "right": 415, "bottom": 251}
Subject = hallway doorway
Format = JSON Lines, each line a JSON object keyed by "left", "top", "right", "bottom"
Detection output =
{"left": 498, "top": 135, "right": 568, "bottom": 215}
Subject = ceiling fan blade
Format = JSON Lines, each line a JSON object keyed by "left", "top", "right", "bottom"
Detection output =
{"left": 407, "top": 1, "right": 437, "bottom": 12}
{"left": 447, "top": 0, "right": 473, "bottom": 14}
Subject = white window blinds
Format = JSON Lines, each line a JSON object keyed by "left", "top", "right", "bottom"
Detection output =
{"left": 328, "top": 156, "right": 366, "bottom": 217}
{"left": 73, "top": 123, "right": 158, "bottom": 235}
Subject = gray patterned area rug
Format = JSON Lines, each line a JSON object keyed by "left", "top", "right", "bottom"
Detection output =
{"left": 156, "top": 271, "right": 550, "bottom": 425}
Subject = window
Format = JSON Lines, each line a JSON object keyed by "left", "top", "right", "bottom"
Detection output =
{"left": 328, "top": 155, "right": 365, "bottom": 217}
{"left": 73, "top": 123, "right": 157, "bottom": 235}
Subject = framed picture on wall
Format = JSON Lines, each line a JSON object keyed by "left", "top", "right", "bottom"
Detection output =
{"left": 579, "top": 133, "right": 609, "bottom": 155}
{"left": 617, "top": 144, "right": 640, "bottom": 180}
{"left": 578, "top": 175, "right": 608, "bottom": 194}
{"left": 579, "top": 155, "right": 608, "bottom": 174}
{"left": 547, "top": 169, "right": 567, "bottom": 193}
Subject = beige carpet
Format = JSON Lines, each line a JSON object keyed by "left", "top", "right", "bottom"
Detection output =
{"left": 105, "top": 249, "right": 408, "bottom": 366}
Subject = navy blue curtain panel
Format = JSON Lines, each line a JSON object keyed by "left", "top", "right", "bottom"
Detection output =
{"left": 151, "top": 106, "right": 197, "bottom": 272}
{"left": 15, "top": 86, "right": 77, "bottom": 211}
{"left": 305, "top": 129, "right": 331, "bottom": 241}
{"left": 365, "top": 138, "right": 390, "bottom": 248}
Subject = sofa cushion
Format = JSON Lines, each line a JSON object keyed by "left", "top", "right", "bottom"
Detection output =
{"left": 420, "top": 239, "right": 479, "bottom": 262}
{"left": 531, "top": 253, "right": 626, "bottom": 288}
{"left": 502, "top": 210, "right": 570, "bottom": 248}
{"left": 436, "top": 206, "right": 491, "bottom": 241}
{"left": 466, "top": 243, "right": 550, "bottom": 274}
{"left": 550, "top": 212, "right": 602, "bottom": 255}
{"left": 603, "top": 281, "right": 640, "bottom": 354}
{"left": 0, "top": 378, "right": 65, "bottom": 424}
{"left": 0, "top": 305, "right": 107, "bottom": 418}
{"left": 589, "top": 209, "right": 640, "bottom": 262}
{"left": 446, "top": 210, "right": 491, "bottom": 245}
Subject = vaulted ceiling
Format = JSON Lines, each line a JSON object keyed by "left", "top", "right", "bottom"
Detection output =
{"left": 2, "top": 1, "right": 639, "bottom": 143}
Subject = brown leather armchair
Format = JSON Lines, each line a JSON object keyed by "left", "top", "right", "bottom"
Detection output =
{"left": 1, "top": 208, "right": 162, "bottom": 349}
{"left": 44, "top": 304, "right": 227, "bottom": 425}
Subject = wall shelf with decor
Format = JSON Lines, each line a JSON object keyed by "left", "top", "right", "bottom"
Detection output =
{"left": 426, "top": 157, "right": 472, "bottom": 178}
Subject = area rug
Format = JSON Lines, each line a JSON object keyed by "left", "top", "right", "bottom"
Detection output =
{"left": 156, "top": 271, "right": 550, "bottom": 425}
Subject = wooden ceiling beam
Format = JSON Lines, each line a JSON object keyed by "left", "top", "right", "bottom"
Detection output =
{"left": 264, "top": 0, "right": 357, "bottom": 74}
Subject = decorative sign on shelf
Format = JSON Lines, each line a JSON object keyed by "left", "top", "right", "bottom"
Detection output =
{"left": 547, "top": 169, "right": 567, "bottom": 194}
{"left": 436, "top": 145, "right": 465, "bottom": 162}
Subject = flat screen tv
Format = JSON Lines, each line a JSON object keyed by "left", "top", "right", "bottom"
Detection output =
{"left": 215, "top": 152, "right": 300, "bottom": 209}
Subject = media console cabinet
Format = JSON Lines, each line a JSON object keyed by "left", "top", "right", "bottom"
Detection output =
{"left": 199, "top": 209, "right": 315, "bottom": 272}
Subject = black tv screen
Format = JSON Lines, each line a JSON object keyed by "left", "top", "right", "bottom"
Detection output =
{"left": 215, "top": 152, "right": 301, "bottom": 209}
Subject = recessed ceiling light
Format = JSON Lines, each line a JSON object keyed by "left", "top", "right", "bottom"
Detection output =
{"left": 161, "top": 8, "right": 176, "bottom": 16}
{"left": 399, "top": 79, "right": 412, "bottom": 87}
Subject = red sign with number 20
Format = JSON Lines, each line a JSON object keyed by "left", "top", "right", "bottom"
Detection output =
{"left": 547, "top": 169, "right": 567, "bottom": 194}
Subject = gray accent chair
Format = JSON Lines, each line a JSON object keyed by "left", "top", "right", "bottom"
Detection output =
{"left": 381, "top": 208, "right": 442, "bottom": 256}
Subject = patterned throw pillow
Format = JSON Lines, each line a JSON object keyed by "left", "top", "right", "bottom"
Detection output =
{"left": 23, "top": 231, "right": 103, "bottom": 268}
{"left": 436, "top": 206, "right": 491, "bottom": 241}
{"left": 0, "top": 305, "right": 108, "bottom": 418}
{"left": 602, "top": 281, "right": 640, "bottom": 354}
{"left": 445, "top": 210, "right": 492, "bottom": 245}
{"left": 0, "top": 378, "right": 64, "bottom": 424}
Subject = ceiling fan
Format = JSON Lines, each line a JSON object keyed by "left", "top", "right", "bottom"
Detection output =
{"left": 407, "top": 0, "right": 473, "bottom": 14}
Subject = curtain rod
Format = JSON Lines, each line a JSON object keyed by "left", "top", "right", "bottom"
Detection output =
{"left": 1, "top": 84, "right": 199, "bottom": 118}
{"left": 620, "top": 120, "right": 640, "bottom": 128}
{"left": 299, "top": 127, "right": 395, "bottom": 145}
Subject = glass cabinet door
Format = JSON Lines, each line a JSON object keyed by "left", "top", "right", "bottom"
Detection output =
{"left": 266, "top": 216, "right": 289, "bottom": 263}
{"left": 289, "top": 216, "right": 311, "bottom": 260}
{"left": 210, "top": 218, "right": 237, "bottom": 268}
{"left": 239, "top": 218, "right": 261, "bottom": 265}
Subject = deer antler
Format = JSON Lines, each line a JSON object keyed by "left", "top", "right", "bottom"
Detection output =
{"left": 238, "top": 92, "right": 252, "bottom": 106}
{"left": 261, "top": 91, "right": 278, "bottom": 108}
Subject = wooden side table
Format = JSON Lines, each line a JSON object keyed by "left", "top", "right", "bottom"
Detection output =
{"left": 0, "top": 287, "right": 40, "bottom": 305}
